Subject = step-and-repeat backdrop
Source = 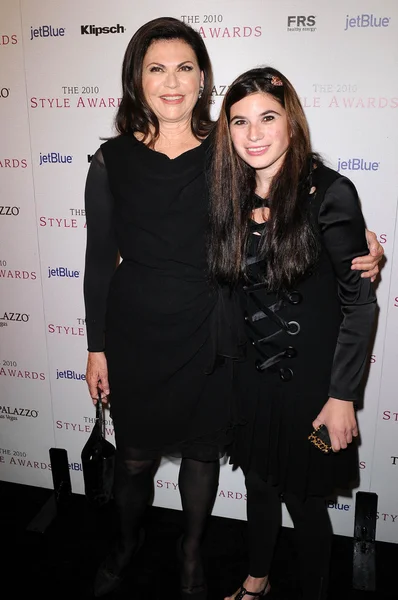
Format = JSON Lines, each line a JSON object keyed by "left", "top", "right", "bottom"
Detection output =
{"left": 1, "top": 0, "right": 397, "bottom": 543}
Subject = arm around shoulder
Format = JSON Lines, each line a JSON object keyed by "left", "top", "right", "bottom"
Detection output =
{"left": 319, "top": 176, "right": 377, "bottom": 402}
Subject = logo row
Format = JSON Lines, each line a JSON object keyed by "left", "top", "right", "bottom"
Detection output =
{"left": 0, "top": 156, "right": 383, "bottom": 171}
{"left": 30, "top": 24, "right": 125, "bottom": 40}
{"left": 0, "top": 13, "right": 392, "bottom": 46}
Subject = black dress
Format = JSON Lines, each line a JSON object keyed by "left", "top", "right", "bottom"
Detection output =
{"left": 83, "top": 134, "right": 240, "bottom": 460}
{"left": 232, "top": 164, "right": 377, "bottom": 498}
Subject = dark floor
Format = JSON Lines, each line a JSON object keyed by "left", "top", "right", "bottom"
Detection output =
{"left": 2, "top": 481, "right": 397, "bottom": 600}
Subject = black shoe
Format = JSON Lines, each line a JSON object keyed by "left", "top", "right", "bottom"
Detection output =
{"left": 177, "top": 536, "right": 208, "bottom": 600}
{"left": 232, "top": 581, "right": 271, "bottom": 600}
{"left": 93, "top": 529, "right": 145, "bottom": 597}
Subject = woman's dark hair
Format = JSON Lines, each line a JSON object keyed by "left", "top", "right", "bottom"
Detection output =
{"left": 209, "top": 66, "right": 320, "bottom": 290}
{"left": 115, "top": 17, "right": 214, "bottom": 144}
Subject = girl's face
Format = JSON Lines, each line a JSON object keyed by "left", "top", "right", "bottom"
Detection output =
{"left": 142, "top": 39, "right": 204, "bottom": 126}
{"left": 229, "top": 92, "right": 290, "bottom": 177}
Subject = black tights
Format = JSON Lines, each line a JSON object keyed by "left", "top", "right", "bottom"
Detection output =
{"left": 112, "top": 447, "right": 219, "bottom": 584}
{"left": 246, "top": 470, "right": 333, "bottom": 600}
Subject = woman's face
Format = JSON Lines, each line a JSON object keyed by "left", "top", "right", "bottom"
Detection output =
{"left": 229, "top": 92, "right": 290, "bottom": 176}
{"left": 142, "top": 39, "right": 204, "bottom": 126}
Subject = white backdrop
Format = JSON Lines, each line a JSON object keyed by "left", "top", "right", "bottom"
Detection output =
{"left": 1, "top": 0, "right": 397, "bottom": 543}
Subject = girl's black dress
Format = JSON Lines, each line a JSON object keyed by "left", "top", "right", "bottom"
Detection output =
{"left": 232, "top": 164, "right": 377, "bottom": 498}
{"left": 84, "top": 134, "right": 241, "bottom": 460}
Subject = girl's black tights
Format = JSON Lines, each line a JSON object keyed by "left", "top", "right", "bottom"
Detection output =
{"left": 245, "top": 469, "right": 333, "bottom": 600}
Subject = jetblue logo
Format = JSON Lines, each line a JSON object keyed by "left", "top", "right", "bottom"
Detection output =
{"left": 56, "top": 369, "right": 86, "bottom": 381}
{"left": 337, "top": 158, "right": 380, "bottom": 172}
{"left": 39, "top": 152, "right": 72, "bottom": 166}
{"left": 30, "top": 25, "right": 65, "bottom": 40}
{"left": 80, "top": 24, "right": 125, "bottom": 36}
{"left": 287, "top": 15, "right": 316, "bottom": 32}
{"left": 344, "top": 14, "right": 391, "bottom": 30}
{"left": 48, "top": 267, "right": 80, "bottom": 279}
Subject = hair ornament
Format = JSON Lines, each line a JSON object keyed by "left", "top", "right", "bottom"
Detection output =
{"left": 271, "top": 75, "right": 283, "bottom": 87}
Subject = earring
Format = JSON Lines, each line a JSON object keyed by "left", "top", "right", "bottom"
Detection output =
{"left": 198, "top": 86, "right": 204, "bottom": 99}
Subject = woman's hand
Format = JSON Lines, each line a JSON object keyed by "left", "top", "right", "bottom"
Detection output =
{"left": 85, "top": 351, "right": 110, "bottom": 404}
{"left": 351, "top": 229, "right": 384, "bottom": 281}
{"left": 312, "top": 398, "right": 358, "bottom": 452}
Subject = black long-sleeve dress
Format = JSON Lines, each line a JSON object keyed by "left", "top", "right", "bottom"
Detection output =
{"left": 83, "top": 134, "right": 242, "bottom": 460}
{"left": 232, "top": 163, "right": 377, "bottom": 498}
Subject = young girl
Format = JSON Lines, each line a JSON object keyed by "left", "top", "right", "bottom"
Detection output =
{"left": 209, "top": 67, "right": 378, "bottom": 600}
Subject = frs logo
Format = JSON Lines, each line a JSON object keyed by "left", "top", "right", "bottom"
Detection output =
{"left": 0, "top": 312, "right": 29, "bottom": 322}
{"left": 80, "top": 24, "right": 125, "bottom": 36}
{"left": 287, "top": 16, "right": 316, "bottom": 29}
{"left": 0, "top": 206, "right": 20, "bottom": 215}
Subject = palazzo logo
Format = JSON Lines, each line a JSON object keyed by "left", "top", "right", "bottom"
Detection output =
{"left": 287, "top": 15, "right": 316, "bottom": 32}
{"left": 0, "top": 206, "right": 20, "bottom": 215}
{"left": 344, "top": 14, "right": 391, "bottom": 30}
{"left": 0, "top": 406, "right": 39, "bottom": 423}
{"left": 0, "top": 312, "right": 30, "bottom": 328}
{"left": 80, "top": 24, "right": 125, "bottom": 36}
{"left": 0, "top": 34, "right": 18, "bottom": 45}
{"left": 30, "top": 25, "right": 65, "bottom": 40}
{"left": 337, "top": 158, "right": 380, "bottom": 172}
{"left": 0, "top": 159, "right": 27, "bottom": 168}
{"left": 39, "top": 152, "right": 72, "bottom": 165}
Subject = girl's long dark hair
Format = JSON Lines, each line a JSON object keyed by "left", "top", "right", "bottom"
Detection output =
{"left": 115, "top": 17, "right": 214, "bottom": 145}
{"left": 209, "top": 66, "right": 320, "bottom": 291}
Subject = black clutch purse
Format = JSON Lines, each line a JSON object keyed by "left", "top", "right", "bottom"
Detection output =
{"left": 81, "top": 389, "right": 116, "bottom": 507}
{"left": 308, "top": 424, "right": 332, "bottom": 454}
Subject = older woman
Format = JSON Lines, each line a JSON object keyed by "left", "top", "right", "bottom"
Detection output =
{"left": 83, "top": 18, "right": 382, "bottom": 600}
{"left": 84, "top": 17, "right": 231, "bottom": 599}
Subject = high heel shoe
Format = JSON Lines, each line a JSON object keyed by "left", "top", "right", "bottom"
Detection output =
{"left": 176, "top": 536, "right": 208, "bottom": 600}
{"left": 93, "top": 528, "right": 145, "bottom": 597}
{"left": 231, "top": 581, "right": 271, "bottom": 600}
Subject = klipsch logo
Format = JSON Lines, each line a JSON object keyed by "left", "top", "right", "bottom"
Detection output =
{"left": 80, "top": 24, "right": 125, "bottom": 36}
{"left": 287, "top": 15, "right": 316, "bottom": 32}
